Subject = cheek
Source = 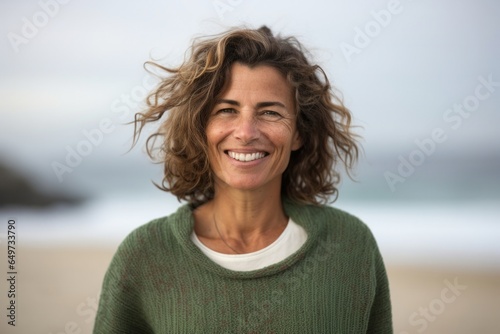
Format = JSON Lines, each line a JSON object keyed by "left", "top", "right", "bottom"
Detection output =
{"left": 206, "top": 122, "right": 228, "bottom": 163}
{"left": 267, "top": 123, "right": 298, "bottom": 148}
{"left": 206, "top": 122, "right": 223, "bottom": 146}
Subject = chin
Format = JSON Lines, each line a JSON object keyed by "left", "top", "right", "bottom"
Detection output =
{"left": 217, "top": 175, "right": 281, "bottom": 193}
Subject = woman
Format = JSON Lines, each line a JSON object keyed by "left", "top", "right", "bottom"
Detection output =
{"left": 94, "top": 26, "right": 392, "bottom": 333}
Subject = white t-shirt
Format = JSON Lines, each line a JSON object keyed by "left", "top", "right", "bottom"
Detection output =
{"left": 190, "top": 218, "right": 308, "bottom": 272}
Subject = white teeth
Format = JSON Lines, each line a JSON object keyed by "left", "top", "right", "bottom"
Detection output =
{"left": 228, "top": 151, "right": 265, "bottom": 162}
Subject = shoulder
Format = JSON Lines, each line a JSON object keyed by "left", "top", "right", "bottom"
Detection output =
{"left": 285, "top": 200, "right": 378, "bottom": 248}
{"left": 286, "top": 200, "right": 368, "bottom": 231}
{"left": 95, "top": 206, "right": 194, "bottom": 332}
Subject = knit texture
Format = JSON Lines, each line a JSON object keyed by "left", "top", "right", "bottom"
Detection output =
{"left": 94, "top": 200, "right": 393, "bottom": 333}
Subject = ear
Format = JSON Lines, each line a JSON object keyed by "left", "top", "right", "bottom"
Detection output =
{"left": 291, "top": 130, "right": 302, "bottom": 151}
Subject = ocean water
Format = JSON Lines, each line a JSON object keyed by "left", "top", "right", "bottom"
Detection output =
{"left": 2, "top": 194, "right": 499, "bottom": 272}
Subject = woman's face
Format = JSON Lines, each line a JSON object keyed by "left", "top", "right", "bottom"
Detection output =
{"left": 206, "top": 62, "right": 302, "bottom": 194}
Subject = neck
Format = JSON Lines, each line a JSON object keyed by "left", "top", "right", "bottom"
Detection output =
{"left": 194, "top": 183, "right": 288, "bottom": 253}
{"left": 212, "top": 187, "right": 287, "bottom": 237}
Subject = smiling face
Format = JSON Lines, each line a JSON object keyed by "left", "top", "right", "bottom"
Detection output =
{"left": 206, "top": 62, "right": 302, "bottom": 195}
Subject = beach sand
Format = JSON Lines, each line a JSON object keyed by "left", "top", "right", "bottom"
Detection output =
{"left": 1, "top": 247, "right": 499, "bottom": 334}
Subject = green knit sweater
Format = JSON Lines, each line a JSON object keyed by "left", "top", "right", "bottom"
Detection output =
{"left": 94, "top": 200, "right": 392, "bottom": 333}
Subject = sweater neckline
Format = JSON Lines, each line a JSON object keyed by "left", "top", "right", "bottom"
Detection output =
{"left": 172, "top": 199, "right": 323, "bottom": 279}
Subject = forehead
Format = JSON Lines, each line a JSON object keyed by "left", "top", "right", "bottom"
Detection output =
{"left": 219, "top": 62, "right": 294, "bottom": 103}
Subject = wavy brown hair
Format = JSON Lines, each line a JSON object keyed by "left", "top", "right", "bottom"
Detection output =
{"left": 133, "top": 26, "right": 359, "bottom": 206}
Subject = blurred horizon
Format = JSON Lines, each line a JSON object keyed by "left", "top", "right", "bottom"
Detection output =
{"left": 2, "top": 146, "right": 500, "bottom": 205}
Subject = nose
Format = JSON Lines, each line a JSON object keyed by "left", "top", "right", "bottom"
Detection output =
{"left": 233, "top": 113, "right": 260, "bottom": 144}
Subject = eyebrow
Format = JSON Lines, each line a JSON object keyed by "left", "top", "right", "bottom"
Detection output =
{"left": 215, "top": 99, "right": 286, "bottom": 109}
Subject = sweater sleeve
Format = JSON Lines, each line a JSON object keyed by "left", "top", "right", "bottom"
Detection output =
{"left": 367, "top": 237, "right": 393, "bottom": 334}
{"left": 93, "top": 232, "right": 153, "bottom": 334}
